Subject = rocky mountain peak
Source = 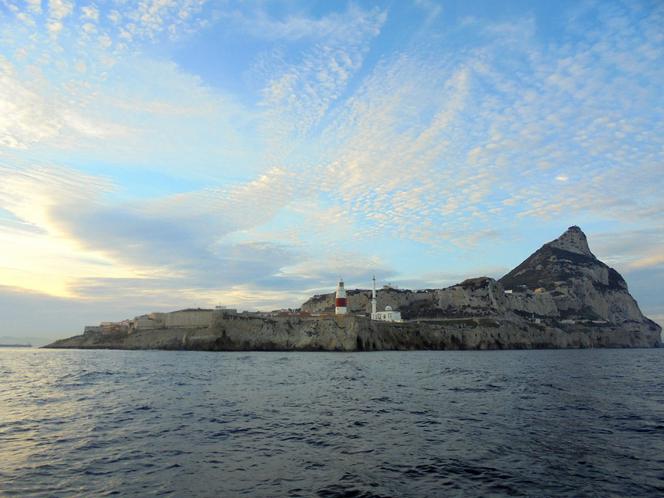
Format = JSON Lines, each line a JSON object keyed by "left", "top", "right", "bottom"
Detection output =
{"left": 547, "top": 225, "right": 594, "bottom": 257}
{"left": 497, "top": 225, "right": 652, "bottom": 324}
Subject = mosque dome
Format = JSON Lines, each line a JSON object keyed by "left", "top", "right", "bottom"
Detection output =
{"left": 385, "top": 305, "right": 393, "bottom": 311}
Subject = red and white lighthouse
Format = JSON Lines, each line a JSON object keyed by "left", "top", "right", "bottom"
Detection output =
{"left": 335, "top": 279, "right": 347, "bottom": 315}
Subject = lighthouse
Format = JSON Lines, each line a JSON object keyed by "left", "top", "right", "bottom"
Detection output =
{"left": 371, "top": 275, "right": 377, "bottom": 319}
{"left": 335, "top": 279, "right": 347, "bottom": 315}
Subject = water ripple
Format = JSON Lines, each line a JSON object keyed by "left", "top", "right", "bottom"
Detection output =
{"left": 1, "top": 349, "right": 663, "bottom": 496}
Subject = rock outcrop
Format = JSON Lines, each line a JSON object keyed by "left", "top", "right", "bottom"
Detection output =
{"left": 302, "top": 227, "right": 658, "bottom": 324}
{"left": 46, "top": 226, "right": 661, "bottom": 351}
{"left": 46, "top": 313, "right": 660, "bottom": 351}
{"left": 500, "top": 226, "right": 649, "bottom": 324}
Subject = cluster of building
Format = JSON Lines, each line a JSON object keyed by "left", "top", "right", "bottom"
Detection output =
{"left": 84, "top": 307, "right": 239, "bottom": 335}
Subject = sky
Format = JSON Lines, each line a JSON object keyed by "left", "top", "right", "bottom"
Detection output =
{"left": 0, "top": 0, "right": 662, "bottom": 344}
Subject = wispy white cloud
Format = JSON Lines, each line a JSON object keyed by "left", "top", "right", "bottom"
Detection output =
{"left": 0, "top": 40, "right": 257, "bottom": 177}
{"left": 0, "top": 163, "right": 384, "bottom": 305}
{"left": 26, "top": 0, "right": 42, "bottom": 15}
{"left": 591, "top": 229, "right": 664, "bottom": 272}
{"left": 414, "top": 0, "right": 442, "bottom": 24}
{"left": 0, "top": 0, "right": 662, "bottom": 334}
{"left": 120, "top": 0, "right": 208, "bottom": 41}
{"left": 302, "top": 1, "right": 664, "bottom": 246}
{"left": 223, "top": 4, "right": 385, "bottom": 41}
{"left": 0, "top": 54, "right": 136, "bottom": 149}
{"left": 254, "top": 5, "right": 387, "bottom": 162}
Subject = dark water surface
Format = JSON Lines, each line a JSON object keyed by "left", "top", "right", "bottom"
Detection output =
{"left": 1, "top": 349, "right": 663, "bottom": 497}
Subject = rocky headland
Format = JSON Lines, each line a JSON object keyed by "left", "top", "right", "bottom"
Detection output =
{"left": 46, "top": 227, "right": 662, "bottom": 351}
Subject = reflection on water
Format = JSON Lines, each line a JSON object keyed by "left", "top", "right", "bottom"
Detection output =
{"left": 1, "top": 349, "right": 663, "bottom": 496}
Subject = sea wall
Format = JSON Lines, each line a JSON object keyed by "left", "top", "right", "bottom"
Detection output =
{"left": 45, "top": 314, "right": 661, "bottom": 351}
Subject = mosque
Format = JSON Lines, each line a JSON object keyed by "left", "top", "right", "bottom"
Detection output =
{"left": 334, "top": 277, "right": 403, "bottom": 322}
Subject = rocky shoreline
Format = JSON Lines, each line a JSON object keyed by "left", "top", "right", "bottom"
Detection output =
{"left": 45, "top": 314, "right": 661, "bottom": 351}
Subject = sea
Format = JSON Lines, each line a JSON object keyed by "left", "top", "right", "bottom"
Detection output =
{"left": 1, "top": 348, "right": 663, "bottom": 497}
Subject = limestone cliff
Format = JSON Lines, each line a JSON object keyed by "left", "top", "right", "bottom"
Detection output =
{"left": 46, "top": 226, "right": 661, "bottom": 351}
{"left": 499, "top": 226, "right": 648, "bottom": 324}
{"left": 298, "top": 226, "right": 661, "bottom": 347}
{"left": 46, "top": 313, "right": 660, "bottom": 351}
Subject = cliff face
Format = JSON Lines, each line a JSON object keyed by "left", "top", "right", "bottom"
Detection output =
{"left": 47, "top": 226, "right": 661, "bottom": 351}
{"left": 499, "top": 226, "right": 648, "bottom": 325}
{"left": 46, "top": 314, "right": 661, "bottom": 351}
{"left": 46, "top": 316, "right": 361, "bottom": 351}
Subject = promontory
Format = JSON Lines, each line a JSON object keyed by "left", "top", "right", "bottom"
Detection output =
{"left": 46, "top": 227, "right": 662, "bottom": 351}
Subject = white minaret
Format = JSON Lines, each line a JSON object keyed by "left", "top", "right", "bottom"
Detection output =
{"left": 371, "top": 275, "right": 377, "bottom": 319}
{"left": 335, "top": 279, "right": 347, "bottom": 315}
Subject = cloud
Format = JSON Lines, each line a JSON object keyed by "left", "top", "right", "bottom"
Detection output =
{"left": 0, "top": 285, "right": 128, "bottom": 344}
{"left": 1, "top": 0, "right": 662, "bottom": 335}
{"left": 0, "top": 165, "right": 139, "bottom": 297}
{"left": 414, "top": 0, "right": 442, "bottom": 24}
{"left": 0, "top": 54, "right": 133, "bottom": 149}
{"left": 254, "top": 5, "right": 387, "bottom": 160}
{"left": 0, "top": 164, "right": 381, "bottom": 305}
{"left": 25, "top": 0, "right": 41, "bottom": 14}
{"left": 48, "top": 0, "right": 73, "bottom": 20}
{"left": 590, "top": 229, "right": 664, "bottom": 271}
{"left": 270, "top": 0, "right": 663, "bottom": 252}
{"left": 0, "top": 35, "right": 258, "bottom": 176}
{"left": 121, "top": 0, "right": 209, "bottom": 41}
{"left": 223, "top": 4, "right": 386, "bottom": 41}
{"left": 0, "top": 58, "right": 57, "bottom": 148}
{"left": 81, "top": 5, "right": 99, "bottom": 21}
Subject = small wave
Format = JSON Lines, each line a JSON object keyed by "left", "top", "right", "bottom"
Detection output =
{"left": 449, "top": 386, "right": 497, "bottom": 393}
{"left": 3, "top": 349, "right": 664, "bottom": 497}
{"left": 317, "top": 483, "right": 391, "bottom": 498}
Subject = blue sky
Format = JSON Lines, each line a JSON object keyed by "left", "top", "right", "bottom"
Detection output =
{"left": 0, "top": 0, "right": 662, "bottom": 343}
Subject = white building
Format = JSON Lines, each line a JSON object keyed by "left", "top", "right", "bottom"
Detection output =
{"left": 370, "top": 277, "right": 403, "bottom": 322}
{"left": 373, "top": 305, "right": 403, "bottom": 322}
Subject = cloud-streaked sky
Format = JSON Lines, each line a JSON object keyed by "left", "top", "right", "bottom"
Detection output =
{"left": 1, "top": 0, "right": 662, "bottom": 343}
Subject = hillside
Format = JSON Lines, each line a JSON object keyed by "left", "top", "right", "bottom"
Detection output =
{"left": 47, "top": 226, "right": 661, "bottom": 350}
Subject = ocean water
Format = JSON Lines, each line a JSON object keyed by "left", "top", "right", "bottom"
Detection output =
{"left": 1, "top": 349, "right": 663, "bottom": 497}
